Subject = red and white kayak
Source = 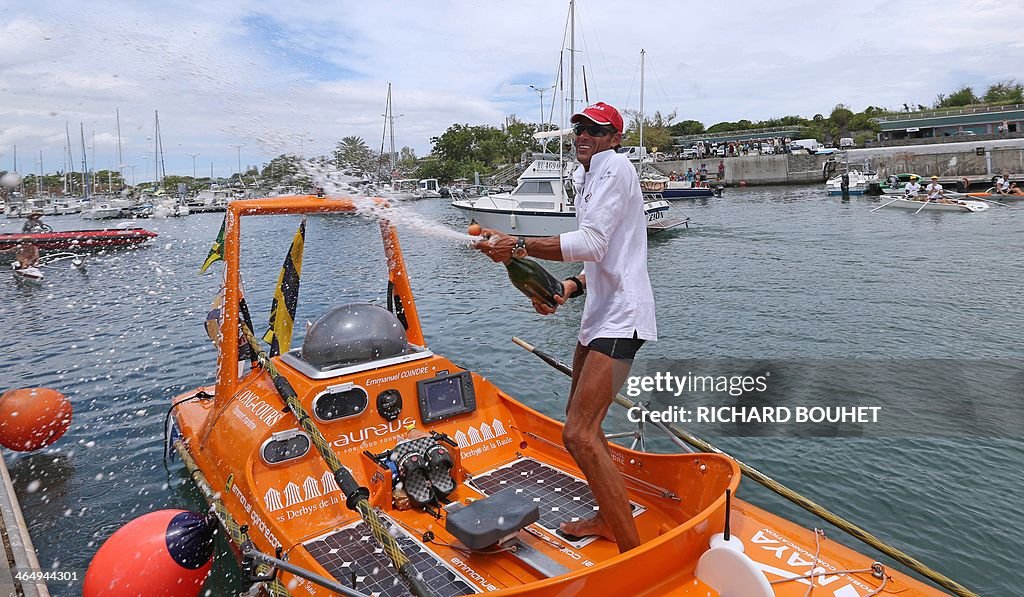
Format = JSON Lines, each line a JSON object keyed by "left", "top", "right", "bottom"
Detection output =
{"left": 0, "top": 227, "right": 158, "bottom": 254}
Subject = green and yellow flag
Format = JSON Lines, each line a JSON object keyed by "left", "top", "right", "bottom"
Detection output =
{"left": 263, "top": 218, "right": 306, "bottom": 357}
{"left": 199, "top": 216, "right": 227, "bottom": 274}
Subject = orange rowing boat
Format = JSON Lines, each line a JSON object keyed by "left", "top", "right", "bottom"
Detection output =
{"left": 169, "top": 195, "right": 953, "bottom": 596}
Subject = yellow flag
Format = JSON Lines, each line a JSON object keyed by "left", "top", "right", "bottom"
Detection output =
{"left": 263, "top": 218, "right": 305, "bottom": 357}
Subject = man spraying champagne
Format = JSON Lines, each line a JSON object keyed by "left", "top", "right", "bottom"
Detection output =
{"left": 473, "top": 101, "right": 656, "bottom": 553}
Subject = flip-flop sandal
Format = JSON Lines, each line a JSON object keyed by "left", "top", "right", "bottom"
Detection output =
{"left": 397, "top": 452, "right": 434, "bottom": 506}
{"left": 425, "top": 443, "right": 455, "bottom": 499}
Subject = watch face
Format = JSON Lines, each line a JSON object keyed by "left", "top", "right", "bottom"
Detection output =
{"left": 514, "top": 237, "right": 526, "bottom": 258}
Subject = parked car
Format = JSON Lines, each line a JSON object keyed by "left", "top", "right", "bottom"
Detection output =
{"left": 953, "top": 131, "right": 978, "bottom": 137}
{"left": 839, "top": 137, "right": 856, "bottom": 149}
{"left": 681, "top": 146, "right": 699, "bottom": 159}
{"left": 760, "top": 144, "right": 776, "bottom": 155}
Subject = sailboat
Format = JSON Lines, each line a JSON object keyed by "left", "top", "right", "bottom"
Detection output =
{"left": 452, "top": 1, "right": 683, "bottom": 235}
{"left": 149, "top": 111, "right": 190, "bottom": 217}
{"left": 81, "top": 123, "right": 126, "bottom": 220}
{"left": 635, "top": 50, "right": 719, "bottom": 200}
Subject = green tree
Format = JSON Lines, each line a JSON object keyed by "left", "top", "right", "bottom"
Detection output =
{"left": 669, "top": 120, "right": 705, "bottom": 135}
{"left": 261, "top": 154, "right": 310, "bottom": 187}
{"left": 935, "top": 85, "right": 978, "bottom": 108}
{"left": 397, "top": 147, "right": 418, "bottom": 177}
{"left": 503, "top": 118, "right": 541, "bottom": 164}
{"left": 622, "top": 109, "right": 676, "bottom": 152}
{"left": 333, "top": 136, "right": 375, "bottom": 174}
{"left": 983, "top": 80, "right": 1024, "bottom": 104}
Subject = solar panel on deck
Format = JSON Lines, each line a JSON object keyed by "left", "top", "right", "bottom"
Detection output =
{"left": 305, "top": 517, "right": 478, "bottom": 597}
{"left": 468, "top": 458, "right": 645, "bottom": 549}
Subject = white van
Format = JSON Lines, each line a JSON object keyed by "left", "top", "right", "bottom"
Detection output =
{"left": 618, "top": 146, "right": 648, "bottom": 162}
{"left": 790, "top": 139, "right": 821, "bottom": 153}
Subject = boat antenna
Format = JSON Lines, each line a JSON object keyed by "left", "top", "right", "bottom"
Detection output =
{"left": 378, "top": 83, "right": 390, "bottom": 182}
{"left": 582, "top": 65, "right": 589, "bottom": 103}
{"left": 723, "top": 488, "right": 732, "bottom": 541}
{"left": 240, "top": 327, "right": 437, "bottom": 597}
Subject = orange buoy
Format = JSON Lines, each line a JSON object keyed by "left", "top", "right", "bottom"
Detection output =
{"left": 84, "top": 509, "right": 214, "bottom": 596}
{"left": 0, "top": 388, "right": 73, "bottom": 452}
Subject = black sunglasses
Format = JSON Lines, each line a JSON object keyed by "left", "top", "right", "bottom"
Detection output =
{"left": 573, "top": 123, "right": 614, "bottom": 137}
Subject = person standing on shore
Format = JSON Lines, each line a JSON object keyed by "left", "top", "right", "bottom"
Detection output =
{"left": 473, "top": 101, "right": 655, "bottom": 553}
{"left": 717, "top": 160, "right": 725, "bottom": 182}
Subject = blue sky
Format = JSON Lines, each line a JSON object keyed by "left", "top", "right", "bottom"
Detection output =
{"left": 1, "top": 0, "right": 1021, "bottom": 180}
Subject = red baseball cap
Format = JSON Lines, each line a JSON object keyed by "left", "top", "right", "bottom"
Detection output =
{"left": 570, "top": 101, "right": 623, "bottom": 133}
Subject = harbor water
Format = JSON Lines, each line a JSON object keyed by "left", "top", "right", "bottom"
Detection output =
{"left": 1, "top": 186, "right": 1021, "bottom": 596}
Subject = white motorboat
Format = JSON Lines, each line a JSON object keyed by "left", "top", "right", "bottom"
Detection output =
{"left": 881, "top": 197, "right": 989, "bottom": 212}
{"left": 153, "top": 197, "right": 191, "bottom": 217}
{"left": 81, "top": 201, "right": 125, "bottom": 219}
{"left": 825, "top": 169, "right": 879, "bottom": 195}
{"left": 415, "top": 178, "right": 442, "bottom": 199}
{"left": 452, "top": 158, "right": 685, "bottom": 235}
{"left": 188, "top": 187, "right": 232, "bottom": 212}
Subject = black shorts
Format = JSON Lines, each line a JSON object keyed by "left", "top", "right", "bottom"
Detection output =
{"left": 587, "top": 333, "right": 645, "bottom": 360}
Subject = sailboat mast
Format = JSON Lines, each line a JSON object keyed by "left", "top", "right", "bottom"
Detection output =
{"left": 65, "top": 123, "right": 75, "bottom": 194}
{"left": 388, "top": 85, "right": 397, "bottom": 177}
{"left": 116, "top": 108, "right": 124, "bottom": 190}
{"left": 80, "top": 124, "right": 89, "bottom": 199}
{"left": 568, "top": 0, "right": 576, "bottom": 116}
{"left": 639, "top": 49, "right": 645, "bottom": 156}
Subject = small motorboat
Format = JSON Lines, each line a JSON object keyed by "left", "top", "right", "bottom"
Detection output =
{"left": 12, "top": 265, "right": 43, "bottom": 285}
{"left": 0, "top": 227, "right": 158, "bottom": 254}
{"left": 825, "top": 169, "right": 879, "bottom": 195}
{"left": 166, "top": 195, "right": 958, "bottom": 597}
{"left": 881, "top": 197, "right": 989, "bottom": 213}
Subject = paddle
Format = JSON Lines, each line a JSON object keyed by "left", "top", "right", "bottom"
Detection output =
{"left": 512, "top": 336, "right": 981, "bottom": 597}
{"left": 870, "top": 196, "right": 902, "bottom": 212}
{"left": 914, "top": 197, "right": 934, "bottom": 214}
{"left": 240, "top": 326, "right": 436, "bottom": 597}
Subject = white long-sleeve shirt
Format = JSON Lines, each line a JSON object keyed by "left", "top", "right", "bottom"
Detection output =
{"left": 559, "top": 150, "right": 657, "bottom": 345}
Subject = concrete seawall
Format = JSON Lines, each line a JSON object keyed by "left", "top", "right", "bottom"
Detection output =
{"left": 657, "top": 143, "right": 1024, "bottom": 186}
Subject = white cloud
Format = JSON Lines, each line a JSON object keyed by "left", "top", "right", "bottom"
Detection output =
{"left": 1, "top": 0, "right": 1022, "bottom": 178}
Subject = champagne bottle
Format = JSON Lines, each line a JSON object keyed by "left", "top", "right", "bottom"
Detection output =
{"left": 504, "top": 257, "right": 564, "bottom": 308}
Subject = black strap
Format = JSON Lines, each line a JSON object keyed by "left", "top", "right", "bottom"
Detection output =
{"left": 566, "top": 276, "right": 585, "bottom": 299}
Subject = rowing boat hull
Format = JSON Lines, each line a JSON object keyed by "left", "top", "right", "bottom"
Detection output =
{"left": 884, "top": 198, "right": 988, "bottom": 212}
{"left": 0, "top": 227, "right": 158, "bottom": 253}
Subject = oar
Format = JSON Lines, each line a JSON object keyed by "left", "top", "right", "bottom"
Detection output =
{"left": 914, "top": 197, "right": 934, "bottom": 214}
{"left": 869, "top": 196, "right": 902, "bottom": 212}
{"left": 242, "top": 327, "right": 436, "bottom": 597}
{"left": 949, "top": 192, "right": 1011, "bottom": 207}
{"left": 512, "top": 336, "right": 980, "bottom": 597}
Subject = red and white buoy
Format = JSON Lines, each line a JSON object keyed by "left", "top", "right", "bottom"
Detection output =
{"left": 0, "top": 388, "right": 73, "bottom": 452}
{"left": 84, "top": 509, "right": 215, "bottom": 596}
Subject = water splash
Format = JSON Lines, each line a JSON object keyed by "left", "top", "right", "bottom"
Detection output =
{"left": 298, "top": 159, "right": 478, "bottom": 245}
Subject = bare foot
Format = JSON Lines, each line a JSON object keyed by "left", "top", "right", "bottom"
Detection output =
{"left": 559, "top": 515, "right": 616, "bottom": 542}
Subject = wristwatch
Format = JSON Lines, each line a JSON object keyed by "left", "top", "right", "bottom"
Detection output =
{"left": 513, "top": 236, "right": 528, "bottom": 258}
